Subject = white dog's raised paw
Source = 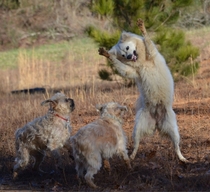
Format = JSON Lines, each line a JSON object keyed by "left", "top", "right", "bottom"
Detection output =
{"left": 136, "top": 18, "right": 147, "bottom": 36}
{"left": 98, "top": 47, "right": 110, "bottom": 58}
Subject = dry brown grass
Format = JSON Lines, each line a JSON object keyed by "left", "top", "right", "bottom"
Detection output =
{"left": 16, "top": 49, "right": 105, "bottom": 90}
{"left": 0, "top": 40, "right": 107, "bottom": 93}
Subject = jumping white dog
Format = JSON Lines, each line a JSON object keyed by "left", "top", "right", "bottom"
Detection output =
{"left": 98, "top": 19, "right": 188, "bottom": 163}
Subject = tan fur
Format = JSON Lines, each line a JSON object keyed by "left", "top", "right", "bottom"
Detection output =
{"left": 71, "top": 102, "right": 131, "bottom": 188}
{"left": 98, "top": 19, "right": 188, "bottom": 163}
{"left": 13, "top": 92, "right": 75, "bottom": 178}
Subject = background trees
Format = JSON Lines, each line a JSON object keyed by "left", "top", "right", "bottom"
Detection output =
{"left": 87, "top": 0, "right": 201, "bottom": 81}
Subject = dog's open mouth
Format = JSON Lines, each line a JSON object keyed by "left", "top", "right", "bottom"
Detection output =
{"left": 131, "top": 50, "right": 138, "bottom": 62}
{"left": 126, "top": 51, "right": 138, "bottom": 62}
{"left": 131, "top": 54, "right": 137, "bottom": 62}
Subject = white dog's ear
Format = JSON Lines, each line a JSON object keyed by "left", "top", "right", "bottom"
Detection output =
{"left": 96, "top": 104, "right": 103, "bottom": 112}
{"left": 120, "top": 31, "right": 129, "bottom": 41}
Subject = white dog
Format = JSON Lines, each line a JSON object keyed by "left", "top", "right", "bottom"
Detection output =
{"left": 13, "top": 92, "right": 75, "bottom": 178}
{"left": 98, "top": 19, "right": 188, "bottom": 163}
{"left": 71, "top": 102, "right": 131, "bottom": 188}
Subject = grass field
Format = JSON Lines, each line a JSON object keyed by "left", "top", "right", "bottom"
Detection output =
{"left": 0, "top": 37, "right": 107, "bottom": 92}
{"left": 0, "top": 37, "right": 100, "bottom": 69}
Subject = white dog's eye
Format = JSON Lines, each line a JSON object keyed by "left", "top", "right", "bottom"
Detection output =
{"left": 126, "top": 46, "right": 129, "bottom": 50}
{"left": 122, "top": 54, "right": 125, "bottom": 57}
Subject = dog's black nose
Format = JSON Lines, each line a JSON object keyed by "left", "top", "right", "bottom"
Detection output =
{"left": 69, "top": 99, "right": 75, "bottom": 110}
{"left": 127, "top": 54, "right": 132, "bottom": 60}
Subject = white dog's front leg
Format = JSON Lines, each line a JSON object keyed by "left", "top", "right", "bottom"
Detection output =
{"left": 109, "top": 55, "right": 139, "bottom": 79}
{"left": 137, "top": 18, "right": 157, "bottom": 60}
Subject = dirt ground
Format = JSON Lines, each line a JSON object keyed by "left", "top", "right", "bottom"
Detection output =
{"left": 1, "top": 105, "right": 210, "bottom": 192}
{"left": 0, "top": 61, "right": 210, "bottom": 191}
{"left": 0, "top": 41, "right": 210, "bottom": 191}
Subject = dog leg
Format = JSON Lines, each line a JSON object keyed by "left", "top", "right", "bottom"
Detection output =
{"left": 130, "top": 108, "right": 156, "bottom": 160}
{"left": 118, "top": 148, "right": 132, "bottom": 169}
{"left": 75, "top": 161, "right": 86, "bottom": 186}
{"left": 99, "top": 48, "right": 139, "bottom": 79}
{"left": 103, "top": 159, "right": 111, "bottom": 173}
{"left": 109, "top": 55, "right": 139, "bottom": 78}
{"left": 13, "top": 147, "right": 30, "bottom": 178}
{"left": 31, "top": 151, "right": 45, "bottom": 172}
{"left": 98, "top": 47, "right": 110, "bottom": 58}
{"left": 51, "top": 149, "right": 65, "bottom": 171}
{"left": 161, "top": 108, "right": 188, "bottom": 163}
{"left": 75, "top": 161, "right": 85, "bottom": 178}
{"left": 84, "top": 153, "right": 102, "bottom": 188}
{"left": 137, "top": 18, "right": 156, "bottom": 60}
{"left": 85, "top": 166, "right": 98, "bottom": 188}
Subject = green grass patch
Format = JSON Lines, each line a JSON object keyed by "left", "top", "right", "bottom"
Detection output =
{"left": 0, "top": 37, "right": 99, "bottom": 69}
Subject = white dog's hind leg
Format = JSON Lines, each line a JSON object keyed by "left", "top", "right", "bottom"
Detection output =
{"left": 130, "top": 108, "right": 156, "bottom": 160}
{"left": 161, "top": 108, "right": 188, "bottom": 163}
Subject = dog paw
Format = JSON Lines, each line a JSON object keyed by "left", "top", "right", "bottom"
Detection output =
{"left": 98, "top": 47, "right": 110, "bottom": 58}
{"left": 180, "top": 157, "right": 189, "bottom": 163}
{"left": 103, "top": 159, "right": 111, "bottom": 173}
{"left": 127, "top": 162, "right": 132, "bottom": 170}
{"left": 137, "top": 18, "right": 147, "bottom": 36}
{"left": 89, "top": 183, "right": 99, "bottom": 189}
{"left": 39, "top": 168, "right": 48, "bottom": 174}
{"left": 130, "top": 153, "right": 136, "bottom": 160}
{"left": 13, "top": 172, "right": 18, "bottom": 179}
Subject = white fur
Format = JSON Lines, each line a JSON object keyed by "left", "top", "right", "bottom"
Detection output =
{"left": 13, "top": 92, "right": 75, "bottom": 178}
{"left": 104, "top": 24, "right": 187, "bottom": 162}
{"left": 71, "top": 102, "right": 131, "bottom": 188}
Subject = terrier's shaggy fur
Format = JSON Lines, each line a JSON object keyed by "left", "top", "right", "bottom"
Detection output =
{"left": 98, "top": 19, "right": 188, "bottom": 163}
{"left": 13, "top": 92, "right": 75, "bottom": 178}
{"left": 71, "top": 102, "right": 131, "bottom": 188}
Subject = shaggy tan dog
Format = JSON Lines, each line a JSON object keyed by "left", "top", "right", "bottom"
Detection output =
{"left": 71, "top": 102, "right": 131, "bottom": 188}
{"left": 13, "top": 92, "right": 75, "bottom": 178}
{"left": 98, "top": 19, "right": 188, "bottom": 163}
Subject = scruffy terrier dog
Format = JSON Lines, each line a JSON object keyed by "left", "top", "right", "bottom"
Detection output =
{"left": 13, "top": 92, "right": 75, "bottom": 178}
{"left": 71, "top": 102, "right": 131, "bottom": 188}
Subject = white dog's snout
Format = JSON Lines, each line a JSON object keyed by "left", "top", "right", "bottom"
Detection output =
{"left": 127, "top": 54, "right": 133, "bottom": 60}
